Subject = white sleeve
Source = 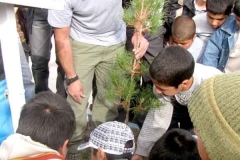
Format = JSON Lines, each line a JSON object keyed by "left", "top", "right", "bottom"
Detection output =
{"left": 135, "top": 100, "right": 173, "bottom": 157}
{"left": 48, "top": 0, "right": 73, "bottom": 28}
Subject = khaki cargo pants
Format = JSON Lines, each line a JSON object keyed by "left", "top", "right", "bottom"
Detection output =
{"left": 67, "top": 38, "right": 125, "bottom": 154}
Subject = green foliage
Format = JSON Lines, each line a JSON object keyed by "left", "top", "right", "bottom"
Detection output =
{"left": 148, "top": 8, "right": 165, "bottom": 34}
{"left": 106, "top": 50, "right": 162, "bottom": 115}
{"left": 123, "top": 7, "right": 136, "bottom": 26}
{"left": 123, "top": 0, "right": 165, "bottom": 35}
{"left": 132, "top": 86, "right": 163, "bottom": 114}
{"left": 140, "top": 60, "right": 149, "bottom": 75}
{"left": 116, "top": 50, "right": 134, "bottom": 73}
{"left": 106, "top": 0, "right": 166, "bottom": 123}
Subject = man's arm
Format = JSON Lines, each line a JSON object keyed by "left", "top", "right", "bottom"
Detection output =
{"left": 54, "top": 27, "right": 85, "bottom": 104}
{"left": 132, "top": 100, "right": 173, "bottom": 159}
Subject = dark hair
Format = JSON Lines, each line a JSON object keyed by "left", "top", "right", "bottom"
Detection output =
{"left": 206, "top": 0, "right": 234, "bottom": 15}
{"left": 16, "top": 91, "right": 76, "bottom": 151}
{"left": 92, "top": 140, "right": 133, "bottom": 160}
{"left": 149, "top": 46, "right": 194, "bottom": 88}
{"left": 234, "top": 0, "right": 240, "bottom": 17}
{"left": 171, "top": 16, "right": 196, "bottom": 40}
{"left": 149, "top": 129, "right": 201, "bottom": 160}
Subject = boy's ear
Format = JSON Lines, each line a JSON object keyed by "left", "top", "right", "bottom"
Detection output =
{"left": 180, "top": 79, "right": 191, "bottom": 88}
{"left": 98, "top": 148, "right": 107, "bottom": 160}
{"left": 58, "top": 139, "right": 69, "bottom": 157}
{"left": 193, "top": 34, "right": 197, "bottom": 40}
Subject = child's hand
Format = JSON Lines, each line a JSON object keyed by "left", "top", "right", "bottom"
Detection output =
{"left": 132, "top": 32, "right": 149, "bottom": 59}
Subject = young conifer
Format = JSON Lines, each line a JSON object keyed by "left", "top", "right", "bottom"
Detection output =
{"left": 107, "top": 0, "right": 165, "bottom": 124}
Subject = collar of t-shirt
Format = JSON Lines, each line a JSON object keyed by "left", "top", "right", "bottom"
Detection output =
{"left": 175, "top": 72, "right": 201, "bottom": 106}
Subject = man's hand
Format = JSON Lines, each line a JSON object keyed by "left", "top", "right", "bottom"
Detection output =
{"left": 67, "top": 80, "right": 86, "bottom": 104}
{"left": 131, "top": 154, "right": 144, "bottom": 160}
{"left": 132, "top": 32, "right": 149, "bottom": 59}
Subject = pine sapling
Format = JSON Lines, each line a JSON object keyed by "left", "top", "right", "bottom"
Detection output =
{"left": 107, "top": 0, "right": 165, "bottom": 124}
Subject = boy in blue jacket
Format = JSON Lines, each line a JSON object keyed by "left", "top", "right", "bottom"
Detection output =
{"left": 202, "top": 0, "right": 240, "bottom": 72}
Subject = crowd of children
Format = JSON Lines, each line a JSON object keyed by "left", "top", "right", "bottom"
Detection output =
{"left": 1, "top": 0, "right": 240, "bottom": 159}
{"left": 1, "top": 72, "right": 240, "bottom": 160}
{"left": 133, "top": 0, "right": 240, "bottom": 159}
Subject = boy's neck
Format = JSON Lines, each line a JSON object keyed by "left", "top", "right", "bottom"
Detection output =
{"left": 195, "top": 0, "right": 206, "bottom": 8}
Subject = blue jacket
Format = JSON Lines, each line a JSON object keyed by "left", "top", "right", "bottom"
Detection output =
{"left": 202, "top": 15, "right": 239, "bottom": 71}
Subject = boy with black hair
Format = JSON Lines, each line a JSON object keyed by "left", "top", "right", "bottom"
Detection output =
{"left": 132, "top": 46, "right": 222, "bottom": 160}
{"left": 149, "top": 128, "right": 201, "bottom": 160}
{"left": 78, "top": 121, "right": 135, "bottom": 160}
{"left": 203, "top": 0, "right": 240, "bottom": 72}
{"left": 0, "top": 91, "right": 76, "bottom": 159}
{"left": 168, "top": 16, "right": 205, "bottom": 62}
{"left": 193, "top": 0, "right": 234, "bottom": 43}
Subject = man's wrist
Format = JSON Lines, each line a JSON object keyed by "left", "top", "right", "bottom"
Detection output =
{"left": 66, "top": 73, "right": 77, "bottom": 79}
{"left": 65, "top": 75, "right": 79, "bottom": 86}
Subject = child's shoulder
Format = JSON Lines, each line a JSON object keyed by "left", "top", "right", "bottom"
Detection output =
{"left": 191, "top": 37, "right": 205, "bottom": 51}
{"left": 192, "top": 37, "right": 205, "bottom": 47}
{"left": 224, "top": 14, "right": 236, "bottom": 24}
{"left": 194, "top": 63, "right": 222, "bottom": 79}
{"left": 188, "top": 37, "right": 205, "bottom": 62}
{"left": 220, "top": 14, "right": 238, "bottom": 32}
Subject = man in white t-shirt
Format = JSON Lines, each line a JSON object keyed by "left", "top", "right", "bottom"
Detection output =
{"left": 48, "top": 1, "right": 149, "bottom": 159}
{"left": 132, "top": 46, "right": 222, "bottom": 160}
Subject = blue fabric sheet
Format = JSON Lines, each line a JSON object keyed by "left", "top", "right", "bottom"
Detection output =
{"left": 0, "top": 79, "right": 13, "bottom": 144}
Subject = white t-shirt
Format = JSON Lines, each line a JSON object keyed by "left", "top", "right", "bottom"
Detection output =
{"left": 188, "top": 37, "right": 206, "bottom": 62}
{"left": 225, "top": 30, "right": 240, "bottom": 73}
{"left": 48, "top": 0, "right": 126, "bottom": 46}
{"left": 193, "top": 13, "right": 215, "bottom": 43}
